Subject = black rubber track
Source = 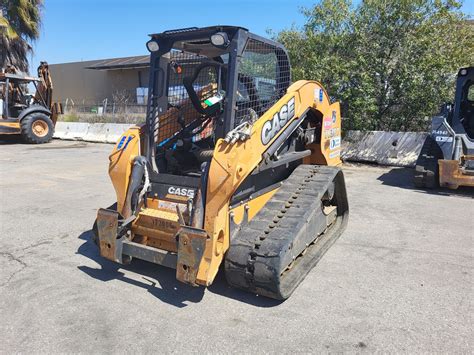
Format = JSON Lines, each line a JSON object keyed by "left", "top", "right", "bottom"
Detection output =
{"left": 414, "top": 136, "right": 441, "bottom": 189}
{"left": 225, "top": 164, "right": 349, "bottom": 300}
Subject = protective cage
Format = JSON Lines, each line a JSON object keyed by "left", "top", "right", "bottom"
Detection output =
{"left": 145, "top": 26, "right": 292, "bottom": 174}
{"left": 155, "top": 50, "right": 220, "bottom": 145}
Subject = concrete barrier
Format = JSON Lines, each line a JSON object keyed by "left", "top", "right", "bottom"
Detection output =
{"left": 54, "top": 123, "right": 427, "bottom": 168}
{"left": 82, "top": 123, "right": 108, "bottom": 143}
{"left": 103, "top": 123, "right": 136, "bottom": 143}
{"left": 54, "top": 122, "right": 90, "bottom": 141}
{"left": 83, "top": 123, "right": 133, "bottom": 143}
{"left": 54, "top": 122, "right": 134, "bottom": 144}
{"left": 342, "top": 130, "right": 428, "bottom": 167}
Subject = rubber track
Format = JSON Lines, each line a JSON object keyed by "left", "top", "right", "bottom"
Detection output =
{"left": 414, "top": 136, "right": 440, "bottom": 189}
{"left": 225, "top": 164, "right": 349, "bottom": 300}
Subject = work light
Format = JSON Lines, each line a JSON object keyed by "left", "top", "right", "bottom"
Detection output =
{"left": 210, "top": 32, "right": 229, "bottom": 48}
{"left": 146, "top": 40, "right": 160, "bottom": 52}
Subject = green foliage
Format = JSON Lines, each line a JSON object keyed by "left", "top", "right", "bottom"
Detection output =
{"left": 240, "top": 51, "right": 278, "bottom": 79}
{"left": 61, "top": 114, "right": 80, "bottom": 122}
{"left": 0, "top": 0, "right": 43, "bottom": 73}
{"left": 276, "top": 0, "right": 474, "bottom": 131}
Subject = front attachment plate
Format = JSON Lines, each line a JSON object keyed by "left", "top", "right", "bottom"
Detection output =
{"left": 439, "top": 159, "right": 474, "bottom": 189}
{"left": 176, "top": 226, "right": 208, "bottom": 286}
{"left": 97, "top": 208, "right": 123, "bottom": 263}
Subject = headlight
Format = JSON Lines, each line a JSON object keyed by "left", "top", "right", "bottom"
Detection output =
{"left": 210, "top": 32, "right": 229, "bottom": 48}
{"left": 459, "top": 68, "right": 467, "bottom": 76}
{"left": 146, "top": 40, "right": 160, "bottom": 52}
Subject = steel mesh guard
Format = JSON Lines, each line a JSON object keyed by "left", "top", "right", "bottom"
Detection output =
{"left": 152, "top": 38, "right": 290, "bottom": 144}
{"left": 235, "top": 39, "right": 290, "bottom": 126}
{"left": 154, "top": 50, "right": 218, "bottom": 144}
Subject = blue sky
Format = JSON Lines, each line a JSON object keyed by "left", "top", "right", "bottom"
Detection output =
{"left": 31, "top": 0, "right": 473, "bottom": 71}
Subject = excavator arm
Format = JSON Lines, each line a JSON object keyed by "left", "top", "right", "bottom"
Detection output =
{"left": 34, "top": 62, "right": 62, "bottom": 123}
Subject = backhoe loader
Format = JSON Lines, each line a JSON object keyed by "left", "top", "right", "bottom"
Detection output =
{"left": 94, "top": 26, "right": 349, "bottom": 300}
{"left": 0, "top": 62, "right": 61, "bottom": 143}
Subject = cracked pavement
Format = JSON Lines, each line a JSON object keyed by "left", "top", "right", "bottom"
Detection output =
{"left": 0, "top": 139, "right": 473, "bottom": 352}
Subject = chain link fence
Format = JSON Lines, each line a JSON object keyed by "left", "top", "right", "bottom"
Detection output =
{"left": 60, "top": 89, "right": 148, "bottom": 124}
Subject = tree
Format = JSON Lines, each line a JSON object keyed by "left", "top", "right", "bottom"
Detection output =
{"left": 276, "top": 0, "right": 474, "bottom": 131}
{"left": 0, "top": 0, "right": 43, "bottom": 73}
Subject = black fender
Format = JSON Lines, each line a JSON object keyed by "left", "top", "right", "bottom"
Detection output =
{"left": 431, "top": 115, "right": 454, "bottom": 160}
{"left": 18, "top": 105, "right": 51, "bottom": 122}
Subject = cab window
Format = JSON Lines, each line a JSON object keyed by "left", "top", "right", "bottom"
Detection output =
{"left": 467, "top": 84, "right": 474, "bottom": 102}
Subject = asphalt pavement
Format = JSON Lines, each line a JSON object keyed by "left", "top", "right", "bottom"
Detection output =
{"left": 0, "top": 138, "right": 472, "bottom": 353}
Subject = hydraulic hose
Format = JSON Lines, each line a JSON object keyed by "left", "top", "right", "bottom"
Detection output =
{"left": 123, "top": 156, "right": 149, "bottom": 219}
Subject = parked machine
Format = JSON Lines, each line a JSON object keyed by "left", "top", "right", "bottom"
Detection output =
{"left": 415, "top": 67, "right": 474, "bottom": 189}
{"left": 0, "top": 62, "right": 61, "bottom": 143}
{"left": 94, "top": 26, "right": 349, "bottom": 300}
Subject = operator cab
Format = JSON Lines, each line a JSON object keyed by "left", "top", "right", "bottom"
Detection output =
{"left": 145, "top": 26, "right": 291, "bottom": 177}
{"left": 0, "top": 73, "right": 38, "bottom": 119}
{"left": 0, "top": 62, "right": 54, "bottom": 121}
{"left": 460, "top": 75, "right": 473, "bottom": 138}
{"left": 452, "top": 67, "right": 474, "bottom": 139}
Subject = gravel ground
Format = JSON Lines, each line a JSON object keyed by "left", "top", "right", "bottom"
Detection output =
{"left": 0, "top": 138, "right": 472, "bottom": 353}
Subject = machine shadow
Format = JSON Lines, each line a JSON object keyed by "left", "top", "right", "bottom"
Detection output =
{"left": 0, "top": 136, "right": 23, "bottom": 145}
{"left": 377, "top": 167, "right": 474, "bottom": 198}
{"left": 76, "top": 230, "right": 282, "bottom": 308}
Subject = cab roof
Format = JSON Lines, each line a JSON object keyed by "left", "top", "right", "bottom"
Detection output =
{"left": 148, "top": 25, "right": 287, "bottom": 57}
{"left": 149, "top": 25, "right": 248, "bottom": 39}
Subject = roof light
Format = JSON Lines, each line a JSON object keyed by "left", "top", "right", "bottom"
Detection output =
{"left": 210, "top": 32, "right": 229, "bottom": 48}
{"left": 146, "top": 40, "right": 160, "bottom": 52}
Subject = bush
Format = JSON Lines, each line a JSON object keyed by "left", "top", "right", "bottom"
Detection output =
{"left": 276, "top": 0, "right": 473, "bottom": 131}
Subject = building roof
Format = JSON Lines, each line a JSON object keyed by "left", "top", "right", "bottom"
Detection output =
{"left": 86, "top": 55, "right": 149, "bottom": 70}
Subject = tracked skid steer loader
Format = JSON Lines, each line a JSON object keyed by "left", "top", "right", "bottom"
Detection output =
{"left": 415, "top": 67, "right": 474, "bottom": 189}
{"left": 94, "top": 26, "right": 349, "bottom": 300}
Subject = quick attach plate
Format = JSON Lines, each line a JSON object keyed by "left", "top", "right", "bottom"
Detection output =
{"left": 176, "top": 226, "right": 208, "bottom": 286}
{"left": 97, "top": 208, "right": 124, "bottom": 263}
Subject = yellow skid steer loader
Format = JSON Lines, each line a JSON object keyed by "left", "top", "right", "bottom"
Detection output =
{"left": 94, "top": 26, "right": 349, "bottom": 300}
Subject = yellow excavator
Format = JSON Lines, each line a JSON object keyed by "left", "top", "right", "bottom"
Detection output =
{"left": 94, "top": 26, "right": 349, "bottom": 300}
{"left": 0, "top": 62, "right": 61, "bottom": 143}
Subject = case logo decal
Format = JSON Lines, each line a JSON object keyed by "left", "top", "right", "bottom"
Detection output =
{"left": 261, "top": 97, "right": 296, "bottom": 145}
{"left": 167, "top": 186, "right": 195, "bottom": 199}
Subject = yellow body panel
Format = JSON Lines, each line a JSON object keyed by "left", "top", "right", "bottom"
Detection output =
{"left": 106, "top": 80, "right": 343, "bottom": 287}
{"left": 108, "top": 126, "right": 142, "bottom": 217}
{"left": 439, "top": 158, "right": 474, "bottom": 189}
{"left": 229, "top": 188, "right": 279, "bottom": 225}
{"left": 0, "top": 121, "right": 21, "bottom": 134}
{"left": 197, "top": 80, "right": 342, "bottom": 285}
{"left": 315, "top": 102, "right": 342, "bottom": 166}
{"left": 132, "top": 207, "right": 180, "bottom": 252}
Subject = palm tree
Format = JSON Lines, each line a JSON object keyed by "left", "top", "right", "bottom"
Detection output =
{"left": 0, "top": 0, "right": 43, "bottom": 73}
